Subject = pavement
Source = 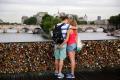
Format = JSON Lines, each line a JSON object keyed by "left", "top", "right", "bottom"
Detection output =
{"left": 0, "top": 70, "right": 120, "bottom": 80}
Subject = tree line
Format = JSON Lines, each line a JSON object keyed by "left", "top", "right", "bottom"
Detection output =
{"left": 23, "top": 13, "right": 120, "bottom": 34}
{"left": 108, "top": 14, "right": 120, "bottom": 30}
{"left": 23, "top": 14, "right": 88, "bottom": 34}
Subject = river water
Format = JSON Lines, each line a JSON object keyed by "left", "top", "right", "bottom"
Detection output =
{"left": 0, "top": 29, "right": 119, "bottom": 43}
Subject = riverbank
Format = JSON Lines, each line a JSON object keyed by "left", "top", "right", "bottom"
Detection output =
{"left": 0, "top": 39, "right": 120, "bottom": 74}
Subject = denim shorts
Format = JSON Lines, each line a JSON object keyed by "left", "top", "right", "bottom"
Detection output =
{"left": 67, "top": 43, "right": 77, "bottom": 52}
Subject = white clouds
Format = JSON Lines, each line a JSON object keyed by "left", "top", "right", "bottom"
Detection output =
{"left": 0, "top": 0, "right": 120, "bottom": 22}
{"left": 1, "top": 0, "right": 120, "bottom": 7}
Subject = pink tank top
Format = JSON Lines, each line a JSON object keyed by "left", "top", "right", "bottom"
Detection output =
{"left": 67, "top": 30, "right": 77, "bottom": 45}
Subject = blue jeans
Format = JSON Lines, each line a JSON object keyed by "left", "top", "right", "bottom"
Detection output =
{"left": 67, "top": 43, "right": 77, "bottom": 52}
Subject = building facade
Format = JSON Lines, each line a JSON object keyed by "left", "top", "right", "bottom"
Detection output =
{"left": 34, "top": 12, "right": 48, "bottom": 24}
{"left": 21, "top": 16, "right": 28, "bottom": 24}
{"left": 78, "top": 14, "right": 88, "bottom": 22}
{"left": 97, "top": 16, "right": 101, "bottom": 20}
{"left": 94, "top": 19, "right": 108, "bottom": 25}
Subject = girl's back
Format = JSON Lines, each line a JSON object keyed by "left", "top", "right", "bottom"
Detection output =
{"left": 67, "top": 27, "right": 77, "bottom": 45}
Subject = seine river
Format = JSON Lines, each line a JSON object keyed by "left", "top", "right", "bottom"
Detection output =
{"left": 0, "top": 29, "right": 118, "bottom": 43}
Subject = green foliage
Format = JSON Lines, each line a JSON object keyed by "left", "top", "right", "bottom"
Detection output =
{"left": 108, "top": 14, "right": 120, "bottom": 30}
{"left": 24, "top": 17, "right": 37, "bottom": 25}
{"left": 53, "top": 17, "right": 62, "bottom": 25}
{"left": 72, "top": 15, "right": 78, "bottom": 22}
{"left": 77, "top": 21, "right": 87, "bottom": 25}
{"left": 90, "top": 21, "right": 95, "bottom": 25}
{"left": 109, "top": 14, "right": 120, "bottom": 26}
{"left": 40, "top": 14, "right": 61, "bottom": 34}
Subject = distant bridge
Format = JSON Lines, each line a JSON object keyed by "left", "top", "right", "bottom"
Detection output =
{"left": 0, "top": 25, "right": 42, "bottom": 34}
{"left": 0, "top": 24, "right": 114, "bottom": 33}
{"left": 77, "top": 25, "right": 110, "bottom": 32}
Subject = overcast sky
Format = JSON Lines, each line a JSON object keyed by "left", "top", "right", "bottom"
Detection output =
{"left": 0, "top": 0, "right": 120, "bottom": 23}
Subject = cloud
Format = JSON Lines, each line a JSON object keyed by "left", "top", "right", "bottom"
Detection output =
{"left": 0, "top": 0, "right": 120, "bottom": 7}
{"left": 0, "top": 0, "right": 120, "bottom": 22}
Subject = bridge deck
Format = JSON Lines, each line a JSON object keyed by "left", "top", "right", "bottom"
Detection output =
{"left": 114, "top": 34, "right": 120, "bottom": 37}
{"left": 0, "top": 70, "right": 120, "bottom": 80}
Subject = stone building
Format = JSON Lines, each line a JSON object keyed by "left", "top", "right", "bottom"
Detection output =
{"left": 94, "top": 16, "right": 108, "bottom": 25}
{"left": 21, "top": 16, "right": 28, "bottom": 24}
{"left": 33, "top": 12, "right": 48, "bottom": 24}
{"left": 53, "top": 11, "right": 66, "bottom": 18}
{"left": 78, "top": 14, "right": 88, "bottom": 22}
{"left": 97, "top": 16, "right": 101, "bottom": 20}
{"left": 94, "top": 19, "right": 108, "bottom": 25}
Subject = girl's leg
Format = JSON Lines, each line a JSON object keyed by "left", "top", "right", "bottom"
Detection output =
{"left": 68, "top": 51, "right": 75, "bottom": 74}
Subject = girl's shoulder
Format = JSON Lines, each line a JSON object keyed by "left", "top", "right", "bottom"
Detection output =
{"left": 69, "top": 25, "right": 77, "bottom": 29}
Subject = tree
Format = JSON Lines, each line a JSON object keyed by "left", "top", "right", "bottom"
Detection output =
{"left": 53, "top": 17, "right": 61, "bottom": 26}
{"left": 24, "top": 17, "right": 37, "bottom": 25}
{"left": 77, "top": 21, "right": 87, "bottom": 25}
{"left": 72, "top": 15, "right": 78, "bottom": 22}
{"left": 109, "top": 14, "right": 120, "bottom": 26}
{"left": 109, "top": 14, "right": 120, "bottom": 30}
{"left": 40, "top": 14, "right": 61, "bottom": 34}
{"left": 90, "top": 21, "right": 95, "bottom": 25}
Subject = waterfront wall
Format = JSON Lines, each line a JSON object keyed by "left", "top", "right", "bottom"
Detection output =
{"left": 0, "top": 40, "right": 120, "bottom": 73}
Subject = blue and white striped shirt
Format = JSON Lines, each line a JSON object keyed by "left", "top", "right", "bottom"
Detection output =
{"left": 57, "top": 23, "right": 70, "bottom": 39}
